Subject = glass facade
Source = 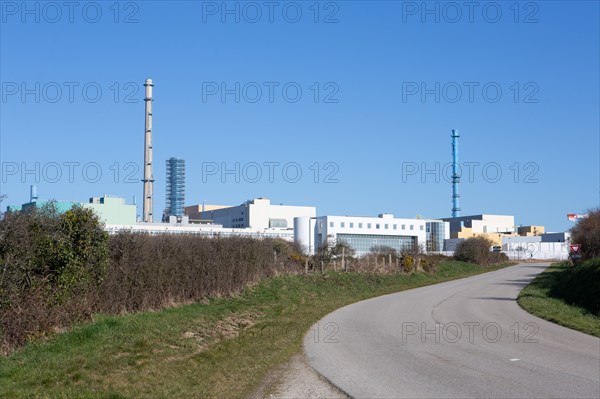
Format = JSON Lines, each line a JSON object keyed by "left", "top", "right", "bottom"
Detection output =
{"left": 426, "top": 221, "right": 445, "bottom": 251}
{"left": 337, "top": 233, "right": 416, "bottom": 254}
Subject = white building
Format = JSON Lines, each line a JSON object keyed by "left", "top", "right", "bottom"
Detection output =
{"left": 294, "top": 214, "right": 449, "bottom": 256}
{"left": 105, "top": 223, "right": 294, "bottom": 241}
{"left": 199, "top": 198, "right": 316, "bottom": 230}
{"left": 501, "top": 233, "right": 571, "bottom": 260}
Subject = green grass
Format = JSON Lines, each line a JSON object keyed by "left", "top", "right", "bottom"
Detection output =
{"left": 518, "top": 262, "right": 600, "bottom": 337}
{"left": 1, "top": 261, "right": 511, "bottom": 399}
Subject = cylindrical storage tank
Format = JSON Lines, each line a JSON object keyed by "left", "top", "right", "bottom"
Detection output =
{"left": 294, "top": 216, "right": 311, "bottom": 255}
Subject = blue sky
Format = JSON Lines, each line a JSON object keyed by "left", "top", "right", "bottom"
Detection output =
{"left": 1, "top": 0, "right": 598, "bottom": 232}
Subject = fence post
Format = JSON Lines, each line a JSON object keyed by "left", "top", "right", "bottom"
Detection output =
{"left": 342, "top": 247, "right": 346, "bottom": 272}
{"left": 321, "top": 260, "right": 324, "bottom": 274}
{"left": 305, "top": 260, "right": 308, "bottom": 274}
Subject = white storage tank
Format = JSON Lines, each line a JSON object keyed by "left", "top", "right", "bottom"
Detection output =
{"left": 294, "top": 216, "right": 311, "bottom": 254}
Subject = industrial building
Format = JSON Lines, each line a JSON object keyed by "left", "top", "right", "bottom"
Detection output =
{"left": 184, "top": 204, "right": 231, "bottom": 221}
{"left": 163, "top": 157, "right": 186, "bottom": 222}
{"left": 5, "top": 186, "right": 136, "bottom": 225}
{"left": 83, "top": 196, "right": 137, "bottom": 225}
{"left": 442, "top": 214, "right": 516, "bottom": 245}
{"left": 517, "top": 225, "right": 545, "bottom": 236}
{"left": 196, "top": 198, "right": 316, "bottom": 230}
{"left": 501, "top": 232, "right": 570, "bottom": 260}
{"left": 294, "top": 214, "right": 449, "bottom": 256}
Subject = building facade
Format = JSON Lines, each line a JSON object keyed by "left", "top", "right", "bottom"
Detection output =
{"left": 83, "top": 196, "right": 137, "bottom": 225}
{"left": 5, "top": 187, "right": 136, "bottom": 226}
{"left": 442, "top": 214, "right": 516, "bottom": 245}
{"left": 295, "top": 214, "right": 449, "bottom": 256}
{"left": 198, "top": 198, "right": 316, "bottom": 230}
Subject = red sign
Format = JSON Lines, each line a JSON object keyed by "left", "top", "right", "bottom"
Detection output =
{"left": 569, "top": 244, "right": 581, "bottom": 254}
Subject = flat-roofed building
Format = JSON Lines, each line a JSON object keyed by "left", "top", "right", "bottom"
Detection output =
{"left": 197, "top": 198, "right": 316, "bottom": 230}
{"left": 295, "top": 214, "right": 449, "bottom": 256}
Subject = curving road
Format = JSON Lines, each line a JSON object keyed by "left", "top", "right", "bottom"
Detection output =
{"left": 304, "top": 263, "right": 600, "bottom": 398}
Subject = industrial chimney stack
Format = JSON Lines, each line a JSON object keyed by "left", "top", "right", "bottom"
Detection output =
{"left": 142, "top": 79, "right": 154, "bottom": 223}
{"left": 451, "top": 129, "right": 461, "bottom": 217}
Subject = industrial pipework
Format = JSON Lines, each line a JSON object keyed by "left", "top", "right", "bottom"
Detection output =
{"left": 142, "top": 79, "right": 154, "bottom": 223}
{"left": 451, "top": 129, "right": 461, "bottom": 218}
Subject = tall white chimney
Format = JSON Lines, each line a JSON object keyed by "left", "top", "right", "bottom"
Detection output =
{"left": 142, "top": 79, "right": 154, "bottom": 223}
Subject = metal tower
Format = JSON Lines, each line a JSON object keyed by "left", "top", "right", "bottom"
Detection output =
{"left": 165, "top": 158, "right": 186, "bottom": 220}
{"left": 451, "top": 129, "right": 461, "bottom": 217}
{"left": 142, "top": 79, "right": 154, "bottom": 223}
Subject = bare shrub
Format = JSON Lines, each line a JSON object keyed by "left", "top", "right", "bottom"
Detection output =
{"left": 570, "top": 208, "right": 600, "bottom": 260}
{"left": 454, "top": 237, "right": 496, "bottom": 265}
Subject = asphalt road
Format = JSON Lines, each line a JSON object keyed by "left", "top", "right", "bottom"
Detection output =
{"left": 304, "top": 263, "right": 600, "bottom": 398}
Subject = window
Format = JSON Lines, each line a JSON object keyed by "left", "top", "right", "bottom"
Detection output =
{"left": 376, "top": 224, "right": 380, "bottom": 229}
{"left": 359, "top": 223, "right": 363, "bottom": 228}
{"left": 410, "top": 225, "right": 414, "bottom": 230}
{"left": 402, "top": 224, "right": 405, "bottom": 230}
{"left": 367, "top": 223, "right": 372, "bottom": 228}
{"left": 420, "top": 225, "right": 424, "bottom": 231}
{"left": 385, "top": 224, "right": 389, "bottom": 229}
{"left": 350, "top": 223, "right": 354, "bottom": 228}
{"left": 393, "top": 224, "right": 397, "bottom": 230}
{"left": 330, "top": 222, "right": 334, "bottom": 228}
{"left": 341, "top": 222, "right": 345, "bottom": 228}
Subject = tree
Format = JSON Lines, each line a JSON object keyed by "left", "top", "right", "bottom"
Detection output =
{"left": 570, "top": 209, "right": 600, "bottom": 260}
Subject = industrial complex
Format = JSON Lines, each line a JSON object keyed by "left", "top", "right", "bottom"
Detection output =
{"left": 4, "top": 79, "right": 572, "bottom": 260}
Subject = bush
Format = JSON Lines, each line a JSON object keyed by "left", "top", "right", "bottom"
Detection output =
{"left": 454, "top": 237, "right": 498, "bottom": 265}
{"left": 0, "top": 205, "right": 303, "bottom": 353}
{"left": 570, "top": 208, "right": 600, "bottom": 260}
{"left": 550, "top": 259, "right": 600, "bottom": 315}
{"left": 0, "top": 204, "right": 108, "bottom": 351}
{"left": 488, "top": 251, "right": 509, "bottom": 264}
{"left": 100, "top": 234, "right": 301, "bottom": 314}
{"left": 401, "top": 255, "right": 414, "bottom": 273}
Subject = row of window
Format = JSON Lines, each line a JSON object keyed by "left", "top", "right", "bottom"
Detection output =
{"left": 329, "top": 221, "right": 424, "bottom": 231}
{"left": 336, "top": 234, "right": 417, "bottom": 254}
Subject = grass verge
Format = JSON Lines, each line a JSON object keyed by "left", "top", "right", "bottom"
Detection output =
{"left": 518, "top": 262, "right": 600, "bottom": 337}
{"left": 1, "top": 261, "right": 512, "bottom": 399}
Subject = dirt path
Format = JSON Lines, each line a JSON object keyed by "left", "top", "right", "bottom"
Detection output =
{"left": 251, "top": 353, "right": 348, "bottom": 399}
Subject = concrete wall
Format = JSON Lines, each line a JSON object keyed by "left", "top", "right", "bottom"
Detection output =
{"left": 185, "top": 204, "right": 231, "bottom": 219}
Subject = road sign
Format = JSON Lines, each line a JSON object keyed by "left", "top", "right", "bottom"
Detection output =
{"left": 569, "top": 244, "right": 581, "bottom": 254}
{"left": 568, "top": 214, "right": 588, "bottom": 221}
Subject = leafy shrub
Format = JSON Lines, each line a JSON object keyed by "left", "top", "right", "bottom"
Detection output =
{"left": 550, "top": 259, "right": 600, "bottom": 315}
{"left": 0, "top": 205, "right": 303, "bottom": 353}
{"left": 0, "top": 204, "right": 108, "bottom": 351}
{"left": 570, "top": 208, "right": 600, "bottom": 260}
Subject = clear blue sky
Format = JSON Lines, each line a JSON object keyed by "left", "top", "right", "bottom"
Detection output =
{"left": 1, "top": 0, "right": 598, "bottom": 232}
